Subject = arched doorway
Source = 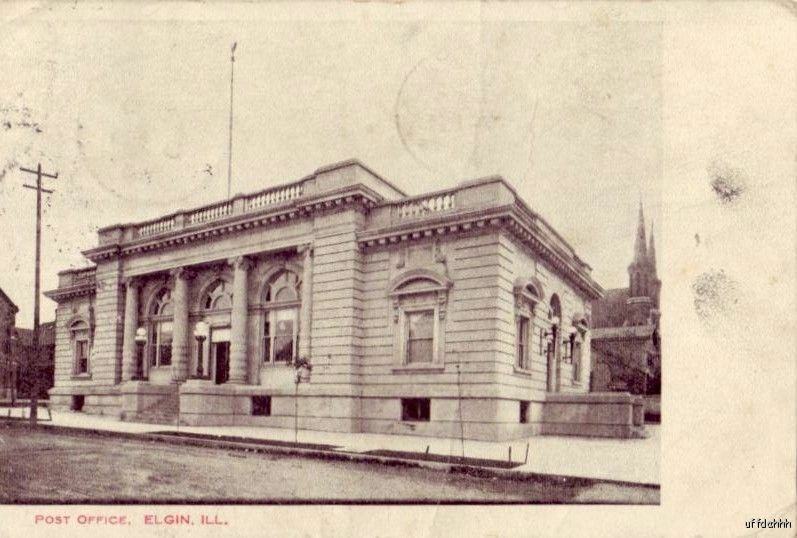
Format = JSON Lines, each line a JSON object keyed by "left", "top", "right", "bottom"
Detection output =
{"left": 198, "top": 279, "right": 233, "bottom": 385}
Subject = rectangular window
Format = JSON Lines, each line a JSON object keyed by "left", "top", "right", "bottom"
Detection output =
{"left": 150, "top": 321, "right": 173, "bottom": 367}
{"left": 519, "top": 400, "right": 530, "bottom": 424}
{"left": 401, "top": 398, "right": 430, "bottom": 422}
{"left": 74, "top": 338, "right": 89, "bottom": 374}
{"left": 516, "top": 317, "right": 530, "bottom": 369}
{"left": 406, "top": 310, "right": 434, "bottom": 363}
{"left": 251, "top": 396, "right": 272, "bottom": 416}
{"left": 274, "top": 318, "right": 294, "bottom": 362}
{"left": 264, "top": 308, "right": 299, "bottom": 363}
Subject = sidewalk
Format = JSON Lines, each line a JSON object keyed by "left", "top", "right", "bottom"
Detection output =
{"left": 1, "top": 407, "right": 660, "bottom": 485}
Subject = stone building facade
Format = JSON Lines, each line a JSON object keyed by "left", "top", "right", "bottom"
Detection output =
{"left": 45, "top": 160, "right": 645, "bottom": 440}
{"left": 590, "top": 203, "right": 662, "bottom": 396}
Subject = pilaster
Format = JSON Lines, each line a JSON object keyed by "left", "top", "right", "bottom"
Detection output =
{"left": 170, "top": 267, "right": 193, "bottom": 383}
{"left": 121, "top": 277, "right": 142, "bottom": 382}
{"left": 229, "top": 256, "right": 254, "bottom": 383}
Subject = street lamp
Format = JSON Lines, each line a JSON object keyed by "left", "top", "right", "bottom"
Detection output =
{"left": 134, "top": 327, "right": 147, "bottom": 379}
{"left": 193, "top": 321, "right": 209, "bottom": 378}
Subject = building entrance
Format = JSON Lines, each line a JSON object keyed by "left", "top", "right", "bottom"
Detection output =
{"left": 211, "top": 327, "right": 231, "bottom": 385}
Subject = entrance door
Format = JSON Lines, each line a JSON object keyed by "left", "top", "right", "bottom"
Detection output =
{"left": 210, "top": 327, "right": 231, "bottom": 385}
{"left": 213, "top": 342, "right": 230, "bottom": 385}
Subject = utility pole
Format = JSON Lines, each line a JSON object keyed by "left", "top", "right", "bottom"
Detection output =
{"left": 227, "top": 41, "right": 237, "bottom": 199}
{"left": 20, "top": 163, "right": 57, "bottom": 426}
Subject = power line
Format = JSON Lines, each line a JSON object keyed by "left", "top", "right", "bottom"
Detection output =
{"left": 18, "top": 163, "right": 57, "bottom": 425}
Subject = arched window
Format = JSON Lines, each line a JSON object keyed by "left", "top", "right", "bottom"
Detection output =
{"left": 149, "top": 287, "right": 173, "bottom": 316}
{"left": 202, "top": 280, "right": 232, "bottom": 311}
{"left": 262, "top": 270, "right": 301, "bottom": 363}
{"left": 70, "top": 320, "right": 90, "bottom": 375}
{"left": 389, "top": 270, "right": 450, "bottom": 367}
{"left": 147, "top": 287, "right": 173, "bottom": 367}
{"left": 514, "top": 278, "right": 544, "bottom": 371}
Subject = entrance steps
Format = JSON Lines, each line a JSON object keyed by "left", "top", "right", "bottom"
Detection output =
{"left": 120, "top": 382, "right": 180, "bottom": 424}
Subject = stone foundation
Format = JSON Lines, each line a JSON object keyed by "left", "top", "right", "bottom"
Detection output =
{"left": 48, "top": 382, "right": 646, "bottom": 441}
{"left": 540, "top": 392, "right": 645, "bottom": 438}
{"left": 48, "top": 385, "right": 121, "bottom": 417}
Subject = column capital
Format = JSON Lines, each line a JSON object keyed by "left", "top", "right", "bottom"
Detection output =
{"left": 297, "top": 243, "right": 314, "bottom": 257}
{"left": 122, "top": 276, "right": 144, "bottom": 289}
{"left": 228, "top": 255, "right": 255, "bottom": 272}
{"left": 170, "top": 266, "right": 195, "bottom": 281}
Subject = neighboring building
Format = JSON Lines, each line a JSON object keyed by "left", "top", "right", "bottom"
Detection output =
{"left": 45, "top": 159, "right": 646, "bottom": 440}
{"left": 590, "top": 203, "right": 661, "bottom": 396}
{"left": 0, "top": 288, "right": 55, "bottom": 401}
{"left": 15, "top": 322, "right": 56, "bottom": 399}
{"left": 0, "top": 287, "right": 19, "bottom": 400}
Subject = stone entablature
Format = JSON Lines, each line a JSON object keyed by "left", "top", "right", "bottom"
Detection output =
{"left": 84, "top": 160, "right": 405, "bottom": 262}
{"left": 78, "top": 163, "right": 599, "bottom": 301}
{"left": 361, "top": 177, "right": 601, "bottom": 300}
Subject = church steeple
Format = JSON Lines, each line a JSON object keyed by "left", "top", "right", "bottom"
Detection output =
{"left": 648, "top": 220, "right": 657, "bottom": 275}
{"left": 626, "top": 204, "right": 659, "bottom": 325}
{"left": 633, "top": 201, "right": 647, "bottom": 263}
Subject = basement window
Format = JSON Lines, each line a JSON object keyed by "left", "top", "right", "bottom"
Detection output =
{"left": 401, "top": 398, "right": 430, "bottom": 422}
{"left": 251, "top": 396, "right": 271, "bottom": 416}
{"left": 519, "top": 401, "right": 530, "bottom": 424}
{"left": 71, "top": 395, "right": 85, "bottom": 412}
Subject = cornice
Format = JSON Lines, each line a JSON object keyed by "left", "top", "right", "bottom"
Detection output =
{"left": 503, "top": 207, "right": 603, "bottom": 300}
{"left": 358, "top": 202, "right": 603, "bottom": 301}
{"left": 43, "top": 285, "right": 96, "bottom": 302}
{"left": 82, "top": 186, "right": 381, "bottom": 263}
{"left": 357, "top": 205, "right": 511, "bottom": 247}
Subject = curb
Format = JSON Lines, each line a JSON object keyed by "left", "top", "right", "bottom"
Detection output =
{"left": 1, "top": 419, "right": 660, "bottom": 490}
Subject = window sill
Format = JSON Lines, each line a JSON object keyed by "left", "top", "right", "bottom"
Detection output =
{"left": 261, "top": 362, "right": 294, "bottom": 369}
{"left": 512, "top": 366, "right": 533, "bottom": 377}
{"left": 70, "top": 374, "right": 92, "bottom": 380}
{"left": 392, "top": 365, "right": 445, "bottom": 374}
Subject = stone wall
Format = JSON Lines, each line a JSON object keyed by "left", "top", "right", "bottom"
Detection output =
{"left": 540, "top": 392, "right": 644, "bottom": 438}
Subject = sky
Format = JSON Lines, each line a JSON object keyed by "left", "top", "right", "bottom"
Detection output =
{"left": 0, "top": 4, "right": 662, "bottom": 328}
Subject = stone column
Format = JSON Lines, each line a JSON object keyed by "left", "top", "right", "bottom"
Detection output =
{"left": 121, "top": 278, "right": 141, "bottom": 382}
{"left": 170, "top": 267, "right": 191, "bottom": 383}
{"left": 298, "top": 244, "right": 313, "bottom": 360}
{"left": 228, "top": 256, "right": 253, "bottom": 384}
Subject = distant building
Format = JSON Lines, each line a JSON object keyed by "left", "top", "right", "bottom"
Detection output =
{"left": 0, "top": 287, "right": 19, "bottom": 400}
{"left": 15, "top": 322, "right": 56, "bottom": 399}
{"left": 590, "top": 203, "right": 661, "bottom": 395}
{"left": 45, "top": 159, "right": 647, "bottom": 439}
{"left": 0, "top": 288, "right": 55, "bottom": 401}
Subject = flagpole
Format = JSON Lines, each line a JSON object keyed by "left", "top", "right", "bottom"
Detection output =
{"left": 227, "top": 42, "right": 237, "bottom": 199}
